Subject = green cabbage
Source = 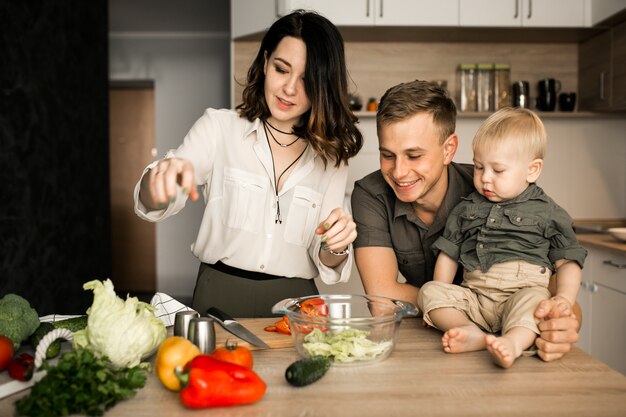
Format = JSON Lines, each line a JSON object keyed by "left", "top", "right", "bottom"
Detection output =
{"left": 302, "top": 328, "right": 393, "bottom": 363}
{"left": 73, "top": 279, "right": 166, "bottom": 368}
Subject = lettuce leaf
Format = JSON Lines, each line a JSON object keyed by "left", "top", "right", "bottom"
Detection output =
{"left": 73, "top": 279, "right": 166, "bottom": 369}
{"left": 302, "top": 328, "right": 392, "bottom": 363}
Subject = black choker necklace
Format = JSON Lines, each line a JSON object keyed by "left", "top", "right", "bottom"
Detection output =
{"left": 265, "top": 120, "right": 295, "bottom": 136}
{"left": 263, "top": 120, "right": 300, "bottom": 148}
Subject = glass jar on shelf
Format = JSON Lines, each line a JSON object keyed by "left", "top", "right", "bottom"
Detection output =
{"left": 457, "top": 64, "right": 477, "bottom": 112}
{"left": 493, "top": 63, "right": 511, "bottom": 110}
{"left": 476, "top": 63, "right": 494, "bottom": 112}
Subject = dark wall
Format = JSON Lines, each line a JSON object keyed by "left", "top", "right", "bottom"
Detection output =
{"left": 0, "top": 1, "right": 111, "bottom": 314}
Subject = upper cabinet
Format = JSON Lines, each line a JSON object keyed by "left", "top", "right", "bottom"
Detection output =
{"left": 589, "top": 0, "right": 626, "bottom": 26}
{"left": 459, "top": 0, "right": 585, "bottom": 27}
{"left": 231, "top": 0, "right": 278, "bottom": 39}
{"left": 231, "top": 0, "right": 626, "bottom": 39}
{"left": 278, "top": 0, "right": 459, "bottom": 26}
{"left": 579, "top": 20, "right": 626, "bottom": 111}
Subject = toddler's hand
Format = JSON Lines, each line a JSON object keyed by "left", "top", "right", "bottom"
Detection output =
{"left": 549, "top": 295, "right": 572, "bottom": 315}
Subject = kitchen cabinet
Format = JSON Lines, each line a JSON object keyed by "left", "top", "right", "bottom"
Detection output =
{"left": 589, "top": 0, "right": 626, "bottom": 26}
{"left": 612, "top": 20, "right": 626, "bottom": 108}
{"left": 279, "top": 0, "right": 459, "bottom": 26}
{"left": 579, "top": 20, "right": 626, "bottom": 111}
{"left": 576, "top": 245, "right": 626, "bottom": 375}
{"left": 460, "top": 0, "right": 586, "bottom": 27}
{"left": 231, "top": 0, "right": 278, "bottom": 39}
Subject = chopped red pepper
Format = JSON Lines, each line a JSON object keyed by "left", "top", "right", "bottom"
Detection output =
{"left": 264, "top": 315, "right": 291, "bottom": 335}
{"left": 265, "top": 299, "right": 329, "bottom": 336}
{"left": 300, "top": 298, "right": 328, "bottom": 317}
{"left": 8, "top": 353, "right": 34, "bottom": 381}
{"left": 177, "top": 355, "right": 266, "bottom": 408}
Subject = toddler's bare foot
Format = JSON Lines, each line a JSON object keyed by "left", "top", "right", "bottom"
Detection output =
{"left": 442, "top": 325, "right": 486, "bottom": 353}
{"left": 485, "top": 335, "right": 520, "bottom": 369}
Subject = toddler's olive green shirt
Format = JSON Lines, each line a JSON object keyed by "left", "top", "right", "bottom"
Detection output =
{"left": 432, "top": 183, "right": 587, "bottom": 272}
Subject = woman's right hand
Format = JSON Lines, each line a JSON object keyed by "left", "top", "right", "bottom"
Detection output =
{"left": 139, "top": 157, "right": 199, "bottom": 210}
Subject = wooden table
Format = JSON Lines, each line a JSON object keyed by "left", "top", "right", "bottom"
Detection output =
{"left": 2, "top": 318, "right": 625, "bottom": 417}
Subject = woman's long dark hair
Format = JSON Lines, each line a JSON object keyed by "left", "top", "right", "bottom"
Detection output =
{"left": 236, "top": 10, "right": 362, "bottom": 167}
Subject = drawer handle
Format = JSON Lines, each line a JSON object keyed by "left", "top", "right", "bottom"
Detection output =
{"left": 603, "top": 260, "right": 626, "bottom": 269}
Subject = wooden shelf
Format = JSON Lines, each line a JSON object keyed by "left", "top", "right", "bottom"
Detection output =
{"left": 353, "top": 111, "right": 626, "bottom": 119}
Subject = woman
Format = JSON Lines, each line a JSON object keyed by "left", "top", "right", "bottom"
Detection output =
{"left": 134, "top": 10, "right": 363, "bottom": 317}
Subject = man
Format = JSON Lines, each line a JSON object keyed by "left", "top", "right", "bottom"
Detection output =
{"left": 351, "top": 80, "right": 579, "bottom": 361}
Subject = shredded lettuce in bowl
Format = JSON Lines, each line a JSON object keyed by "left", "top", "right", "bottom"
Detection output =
{"left": 302, "top": 328, "right": 393, "bottom": 363}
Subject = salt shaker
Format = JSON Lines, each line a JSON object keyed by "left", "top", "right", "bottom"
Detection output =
{"left": 173, "top": 310, "right": 199, "bottom": 339}
{"left": 187, "top": 317, "right": 216, "bottom": 354}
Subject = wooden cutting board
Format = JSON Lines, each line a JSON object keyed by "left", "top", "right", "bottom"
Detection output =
{"left": 213, "top": 317, "right": 293, "bottom": 351}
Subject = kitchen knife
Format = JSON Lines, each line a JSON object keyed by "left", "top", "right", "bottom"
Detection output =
{"left": 206, "top": 307, "right": 271, "bottom": 349}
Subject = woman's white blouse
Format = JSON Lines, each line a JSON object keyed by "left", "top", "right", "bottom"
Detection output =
{"left": 134, "top": 108, "right": 352, "bottom": 285}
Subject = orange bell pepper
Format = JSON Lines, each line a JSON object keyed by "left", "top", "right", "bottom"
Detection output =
{"left": 155, "top": 336, "right": 201, "bottom": 391}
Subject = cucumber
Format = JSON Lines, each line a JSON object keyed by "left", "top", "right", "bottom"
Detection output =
{"left": 30, "top": 322, "right": 60, "bottom": 359}
{"left": 52, "top": 315, "right": 88, "bottom": 332}
{"left": 285, "top": 356, "right": 331, "bottom": 387}
{"left": 29, "top": 316, "right": 88, "bottom": 359}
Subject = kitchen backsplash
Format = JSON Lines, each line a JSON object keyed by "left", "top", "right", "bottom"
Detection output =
{"left": 233, "top": 41, "right": 578, "bottom": 110}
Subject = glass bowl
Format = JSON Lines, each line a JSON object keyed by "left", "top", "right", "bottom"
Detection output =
{"left": 272, "top": 294, "right": 418, "bottom": 366}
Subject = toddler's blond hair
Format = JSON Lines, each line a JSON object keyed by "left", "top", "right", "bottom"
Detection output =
{"left": 472, "top": 107, "right": 547, "bottom": 160}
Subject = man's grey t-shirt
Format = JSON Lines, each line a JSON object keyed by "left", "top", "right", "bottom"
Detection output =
{"left": 351, "top": 162, "right": 474, "bottom": 288}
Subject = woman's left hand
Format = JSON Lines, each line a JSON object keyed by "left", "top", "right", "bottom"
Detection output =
{"left": 316, "top": 208, "right": 356, "bottom": 262}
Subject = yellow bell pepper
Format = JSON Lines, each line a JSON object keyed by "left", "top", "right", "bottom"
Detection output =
{"left": 155, "top": 336, "right": 201, "bottom": 391}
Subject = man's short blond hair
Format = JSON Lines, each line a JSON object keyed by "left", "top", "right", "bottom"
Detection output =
{"left": 472, "top": 107, "right": 547, "bottom": 160}
{"left": 377, "top": 80, "right": 457, "bottom": 145}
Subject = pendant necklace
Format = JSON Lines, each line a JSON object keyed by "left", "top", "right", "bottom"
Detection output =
{"left": 263, "top": 120, "right": 300, "bottom": 147}
{"left": 263, "top": 122, "right": 308, "bottom": 224}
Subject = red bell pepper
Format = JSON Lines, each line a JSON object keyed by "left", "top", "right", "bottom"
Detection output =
{"left": 8, "top": 353, "right": 34, "bottom": 381}
{"left": 177, "top": 355, "right": 266, "bottom": 408}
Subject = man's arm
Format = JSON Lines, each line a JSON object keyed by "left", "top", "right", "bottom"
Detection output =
{"left": 355, "top": 246, "right": 419, "bottom": 305}
{"left": 534, "top": 269, "right": 582, "bottom": 362}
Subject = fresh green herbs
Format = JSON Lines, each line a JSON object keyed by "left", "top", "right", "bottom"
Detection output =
{"left": 15, "top": 348, "right": 147, "bottom": 417}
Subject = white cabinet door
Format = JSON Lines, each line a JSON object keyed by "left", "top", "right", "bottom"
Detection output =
{"left": 586, "top": 247, "right": 626, "bottom": 375}
{"left": 589, "top": 0, "right": 626, "bottom": 26}
{"left": 232, "top": 0, "right": 279, "bottom": 39}
{"left": 460, "top": 0, "right": 521, "bottom": 26}
{"left": 280, "top": 0, "right": 374, "bottom": 25}
{"left": 460, "top": 0, "right": 585, "bottom": 27}
{"left": 281, "top": 0, "right": 459, "bottom": 26}
{"left": 523, "top": 0, "right": 585, "bottom": 27}
{"left": 590, "top": 282, "right": 626, "bottom": 374}
{"left": 376, "top": 0, "right": 459, "bottom": 26}
{"left": 576, "top": 249, "right": 594, "bottom": 353}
